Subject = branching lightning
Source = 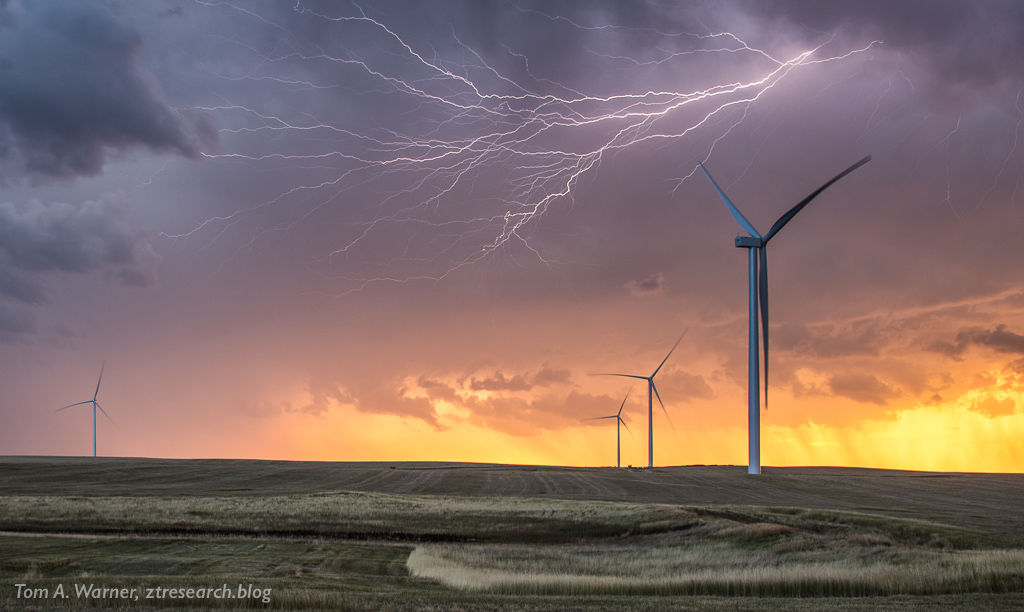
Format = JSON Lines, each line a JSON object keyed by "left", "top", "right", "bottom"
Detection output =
{"left": 166, "top": 1, "right": 880, "bottom": 293}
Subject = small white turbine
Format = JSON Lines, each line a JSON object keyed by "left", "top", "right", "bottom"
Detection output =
{"left": 56, "top": 363, "right": 113, "bottom": 458}
{"left": 587, "top": 390, "right": 634, "bottom": 468}
{"left": 593, "top": 331, "right": 686, "bottom": 468}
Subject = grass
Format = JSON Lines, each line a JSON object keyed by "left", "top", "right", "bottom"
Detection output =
{"left": 0, "top": 533, "right": 419, "bottom": 610}
{"left": 0, "top": 492, "right": 703, "bottom": 542}
{"left": 3, "top": 458, "right": 1024, "bottom": 539}
{"left": 407, "top": 516, "right": 1024, "bottom": 597}
{"left": 1, "top": 457, "right": 1023, "bottom": 610}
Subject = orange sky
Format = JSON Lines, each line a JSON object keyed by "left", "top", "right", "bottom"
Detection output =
{"left": 19, "top": 284, "right": 1018, "bottom": 472}
{"left": 277, "top": 330, "right": 1024, "bottom": 472}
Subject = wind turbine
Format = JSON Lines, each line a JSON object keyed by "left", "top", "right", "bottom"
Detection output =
{"left": 587, "top": 389, "right": 633, "bottom": 468}
{"left": 593, "top": 332, "right": 685, "bottom": 468}
{"left": 699, "top": 155, "right": 871, "bottom": 475}
{"left": 56, "top": 363, "right": 113, "bottom": 458}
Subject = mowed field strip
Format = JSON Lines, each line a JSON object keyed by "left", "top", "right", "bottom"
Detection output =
{"left": 1, "top": 457, "right": 1023, "bottom": 611}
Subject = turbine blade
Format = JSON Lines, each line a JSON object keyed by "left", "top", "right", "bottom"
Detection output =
{"left": 95, "top": 403, "right": 117, "bottom": 426}
{"left": 759, "top": 246, "right": 769, "bottom": 410}
{"left": 56, "top": 400, "right": 92, "bottom": 412}
{"left": 651, "top": 382, "right": 676, "bottom": 432}
{"left": 617, "top": 389, "right": 631, "bottom": 417}
{"left": 619, "top": 416, "right": 636, "bottom": 441}
{"left": 763, "top": 156, "right": 871, "bottom": 242}
{"left": 699, "top": 162, "right": 762, "bottom": 239}
{"left": 590, "top": 373, "right": 648, "bottom": 381}
{"left": 652, "top": 329, "right": 687, "bottom": 377}
{"left": 585, "top": 415, "right": 619, "bottom": 421}
{"left": 94, "top": 361, "right": 105, "bottom": 400}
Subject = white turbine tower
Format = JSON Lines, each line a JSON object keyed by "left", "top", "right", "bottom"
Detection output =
{"left": 699, "top": 156, "right": 871, "bottom": 475}
{"left": 594, "top": 332, "right": 685, "bottom": 468}
{"left": 587, "top": 390, "right": 633, "bottom": 468}
{"left": 56, "top": 363, "right": 113, "bottom": 458}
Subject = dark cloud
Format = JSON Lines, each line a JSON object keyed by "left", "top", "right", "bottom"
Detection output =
{"left": 0, "top": 301, "right": 33, "bottom": 338}
{"left": 296, "top": 371, "right": 442, "bottom": 428}
{"left": 931, "top": 324, "right": 1024, "bottom": 360}
{"left": 358, "top": 381, "right": 441, "bottom": 429}
{"left": 409, "top": 369, "right": 599, "bottom": 434}
{"left": 299, "top": 374, "right": 354, "bottom": 416}
{"left": 0, "top": 193, "right": 160, "bottom": 340}
{"left": 971, "top": 325, "right": 1024, "bottom": 355}
{"left": 532, "top": 366, "right": 573, "bottom": 387}
{"left": 468, "top": 371, "right": 533, "bottom": 392}
{"left": 466, "top": 367, "right": 573, "bottom": 392}
{"left": 416, "top": 376, "right": 461, "bottom": 402}
{"left": 0, "top": 0, "right": 215, "bottom": 179}
{"left": 929, "top": 338, "right": 966, "bottom": 361}
{"left": 828, "top": 372, "right": 900, "bottom": 405}
{"left": 158, "top": 7, "right": 184, "bottom": 19}
{"left": 659, "top": 369, "right": 715, "bottom": 403}
{"left": 0, "top": 193, "right": 159, "bottom": 300}
{"left": 462, "top": 390, "right": 615, "bottom": 436}
{"left": 625, "top": 272, "right": 665, "bottom": 297}
{"left": 774, "top": 320, "right": 888, "bottom": 359}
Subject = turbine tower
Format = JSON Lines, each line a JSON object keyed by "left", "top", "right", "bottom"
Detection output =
{"left": 56, "top": 363, "right": 113, "bottom": 458}
{"left": 594, "top": 332, "right": 685, "bottom": 468}
{"left": 587, "top": 390, "right": 633, "bottom": 468}
{"left": 699, "top": 156, "right": 871, "bottom": 475}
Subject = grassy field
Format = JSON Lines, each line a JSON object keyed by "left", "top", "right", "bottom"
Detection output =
{"left": 0, "top": 457, "right": 1022, "bottom": 611}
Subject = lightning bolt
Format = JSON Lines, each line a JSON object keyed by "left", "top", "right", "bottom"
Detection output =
{"left": 941, "top": 113, "right": 965, "bottom": 219}
{"left": 165, "top": 1, "right": 880, "bottom": 294}
{"left": 939, "top": 82, "right": 1023, "bottom": 229}
{"left": 974, "top": 82, "right": 1024, "bottom": 228}
{"left": 1012, "top": 83, "right": 1024, "bottom": 235}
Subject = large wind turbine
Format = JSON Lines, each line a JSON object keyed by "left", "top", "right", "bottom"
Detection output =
{"left": 587, "top": 390, "right": 633, "bottom": 468}
{"left": 56, "top": 363, "right": 113, "bottom": 458}
{"left": 594, "top": 332, "right": 685, "bottom": 468}
{"left": 699, "top": 156, "right": 871, "bottom": 475}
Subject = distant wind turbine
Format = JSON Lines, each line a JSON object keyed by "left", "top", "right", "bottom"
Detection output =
{"left": 592, "top": 331, "right": 686, "bottom": 468}
{"left": 56, "top": 363, "right": 113, "bottom": 458}
{"left": 586, "top": 389, "right": 633, "bottom": 468}
{"left": 699, "top": 155, "right": 871, "bottom": 475}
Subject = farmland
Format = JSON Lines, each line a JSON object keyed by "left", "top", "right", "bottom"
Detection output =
{"left": 1, "top": 457, "right": 1022, "bottom": 610}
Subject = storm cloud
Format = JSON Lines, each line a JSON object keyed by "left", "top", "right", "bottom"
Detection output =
{"left": 0, "top": 0, "right": 215, "bottom": 179}
{"left": 0, "top": 193, "right": 159, "bottom": 338}
{"left": 747, "top": 0, "right": 1024, "bottom": 103}
{"left": 2, "top": 1, "right": 1024, "bottom": 468}
{"left": 828, "top": 372, "right": 901, "bottom": 406}
{"left": 931, "top": 324, "right": 1024, "bottom": 360}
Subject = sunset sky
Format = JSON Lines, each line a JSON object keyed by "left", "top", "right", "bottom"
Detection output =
{"left": 2, "top": 0, "right": 1023, "bottom": 472}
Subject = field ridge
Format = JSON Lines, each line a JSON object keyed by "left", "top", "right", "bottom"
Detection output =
{"left": 1, "top": 457, "right": 1022, "bottom": 538}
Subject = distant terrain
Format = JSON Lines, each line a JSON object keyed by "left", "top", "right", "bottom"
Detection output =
{"left": 1, "top": 457, "right": 1022, "bottom": 611}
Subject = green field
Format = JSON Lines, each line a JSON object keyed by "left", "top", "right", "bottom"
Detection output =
{"left": 1, "top": 457, "right": 1022, "bottom": 611}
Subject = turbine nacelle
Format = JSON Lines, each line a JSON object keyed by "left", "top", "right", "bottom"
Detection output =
{"left": 735, "top": 236, "right": 763, "bottom": 248}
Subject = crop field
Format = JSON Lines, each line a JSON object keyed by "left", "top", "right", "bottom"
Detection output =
{"left": 1, "top": 457, "right": 1023, "bottom": 611}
